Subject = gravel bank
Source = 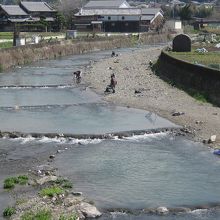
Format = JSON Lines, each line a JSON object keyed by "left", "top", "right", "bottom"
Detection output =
{"left": 84, "top": 46, "right": 220, "bottom": 146}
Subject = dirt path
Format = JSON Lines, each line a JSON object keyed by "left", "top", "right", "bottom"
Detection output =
{"left": 84, "top": 46, "right": 220, "bottom": 146}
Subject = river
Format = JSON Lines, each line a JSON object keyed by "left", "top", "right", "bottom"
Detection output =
{"left": 0, "top": 46, "right": 220, "bottom": 220}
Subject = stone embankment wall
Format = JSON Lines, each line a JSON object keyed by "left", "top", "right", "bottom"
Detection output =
{"left": 156, "top": 51, "right": 220, "bottom": 106}
{"left": 0, "top": 33, "right": 169, "bottom": 71}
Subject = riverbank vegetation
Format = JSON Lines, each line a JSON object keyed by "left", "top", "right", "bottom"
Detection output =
{"left": 3, "top": 175, "right": 28, "bottom": 189}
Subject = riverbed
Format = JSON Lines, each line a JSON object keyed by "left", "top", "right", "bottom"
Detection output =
{"left": 0, "top": 46, "right": 220, "bottom": 220}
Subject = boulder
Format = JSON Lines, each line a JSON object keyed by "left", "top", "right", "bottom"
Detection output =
{"left": 156, "top": 207, "right": 169, "bottom": 215}
{"left": 36, "top": 175, "right": 57, "bottom": 185}
{"left": 78, "top": 202, "right": 102, "bottom": 218}
{"left": 208, "top": 135, "right": 216, "bottom": 143}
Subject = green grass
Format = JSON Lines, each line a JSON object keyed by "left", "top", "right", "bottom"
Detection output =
{"left": 0, "top": 32, "right": 13, "bottom": 40}
{"left": 3, "top": 206, "right": 16, "bottom": 217}
{"left": 59, "top": 213, "right": 78, "bottom": 220}
{"left": 21, "top": 209, "right": 52, "bottom": 220}
{"left": 167, "top": 51, "right": 220, "bottom": 70}
{"left": 3, "top": 175, "right": 29, "bottom": 189}
{"left": 190, "top": 91, "right": 208, "bottom": 103}
{"left": 39, "top": 186, "right": 64, "bottom": 197}
{"left": 0, "top": 41, "right": 13, "bottom": 49}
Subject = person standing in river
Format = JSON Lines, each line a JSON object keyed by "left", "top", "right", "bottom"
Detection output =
{"left": 110, "top": 73, "right": 117, "bottom": 93}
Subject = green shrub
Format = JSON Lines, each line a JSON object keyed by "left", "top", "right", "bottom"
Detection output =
{"left": 192, "top": 92, "right": 208, "bottom": 103}
{"left": 21, "top": 209, "right": 52, "bottom": 220}
{"left": 3, "top": 206, "right": 16, "bottom": 217}
{"left": 3, "top": 175, "right": 28, "bottom": 189}
{"left": 4, "top": 177, "right": 19, "bottom": 189}
{"left": 39, "top": 186, "right": 64, "bottom": 197}
{"left": 18, "top": 175, "right": 29, "bottom": 185}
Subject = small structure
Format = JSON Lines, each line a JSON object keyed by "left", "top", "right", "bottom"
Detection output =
{"left": 173, "top": 34, "right": 191, "bottom": 52}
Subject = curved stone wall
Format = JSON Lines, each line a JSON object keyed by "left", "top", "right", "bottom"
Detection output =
{"left": 156, "top": 51, "right": 220, "bottom": 106}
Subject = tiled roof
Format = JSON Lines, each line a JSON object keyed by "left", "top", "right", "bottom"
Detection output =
{"left": 141, "top": 15, "right": 154, "bottom": 20}
{"left": 0, "top": 5, "right": 28, "bottom": 16}
{"left": 76, "top": 8, "right": 141, "bottom": 16}
{"left": 83, "top": 0, "right": 128, "bottom": 9}
{"left": 141, "top": 8, "right": 162, "bottom": 15}
{"left": 20, "top": 1, "right": 55, "bottom": 12}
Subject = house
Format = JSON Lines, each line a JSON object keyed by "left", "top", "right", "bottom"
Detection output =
{"left": 73, "top": 0, "right": 164, "bottom": 32}
{"left": 0, "top": 5, "right": 29, "bottom": 31}
{"left": 0, "top": 1, "right": 57, "bottom": 32}
{"left": 19, "top": 1, "right": 56, "bottom": 22}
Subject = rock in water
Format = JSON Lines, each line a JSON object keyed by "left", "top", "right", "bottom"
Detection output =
{"left": 156, "top": 207, "right": 169, "bottom": 215}
{"left": 79, "top": 202, "right": 102, "bottom": 218}
{"left": 36, "top": 176, "right": 57, "bottom": 185}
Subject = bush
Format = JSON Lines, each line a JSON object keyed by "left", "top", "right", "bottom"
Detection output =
{"left": 18, "top": 175, "right": 29, "bottom": 185}
{"left": 21, "top": 209, "right": 52, "bottom": 220}
{"left": 4, "top": 177, "right": 19, "bottom": 189}
{"left": 39, "top": 186, "right": 64, "bottom": 197}
{"left": 3, "top": 206, "right": 16, "bottom": 217}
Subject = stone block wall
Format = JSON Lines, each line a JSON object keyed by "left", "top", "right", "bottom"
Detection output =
{"left": 156, "top": 51, "right": 220, "bottom": 106}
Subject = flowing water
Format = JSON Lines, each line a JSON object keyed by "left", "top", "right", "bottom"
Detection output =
{"left": 0, "top": 45, "right": 220, "bottom": 220}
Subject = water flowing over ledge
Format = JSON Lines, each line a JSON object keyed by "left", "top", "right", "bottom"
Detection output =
{"left": 0, "top": 127, "right": 183, "bottom": 140}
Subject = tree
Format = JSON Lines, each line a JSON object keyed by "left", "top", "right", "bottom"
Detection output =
{"left": 179, "top": 4, "right": 192, "bottom": 21}
{"left": 39, "top": 16, "right": 49, "bottom": 32}
{"left": 55, "top": 12, "right": 67, "bottom": 31}
{"left": 56, "top": 0, "right": 85, "bottom": 29}
{"left": 195, "top": 6, "right": 213, "bottom": 18}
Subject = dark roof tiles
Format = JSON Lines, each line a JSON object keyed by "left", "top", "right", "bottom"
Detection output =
{"left": 0, "top": 5, "right": 28, "bottom": 16}
{"left": 20, "top": 1, "right": 55, "bottom": 12}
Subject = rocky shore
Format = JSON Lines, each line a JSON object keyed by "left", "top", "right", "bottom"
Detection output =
{"left": 84, "top": 46, "right": 220, "bottom": 147}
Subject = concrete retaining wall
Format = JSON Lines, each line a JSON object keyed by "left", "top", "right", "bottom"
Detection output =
{"left": 156, "top": 51, "right": 220, "bottom": 106}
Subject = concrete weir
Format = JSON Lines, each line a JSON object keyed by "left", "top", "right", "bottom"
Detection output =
{"left": 0, "top": 127, "right": 182, "bottom": 140}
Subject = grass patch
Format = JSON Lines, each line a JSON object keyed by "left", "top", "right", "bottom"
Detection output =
{"left": 17, "top": 175, "right": 29, "bottom": 185}
{"left": 3, "top": 206, "right": 16, "bottom": 217}
{"left": 59, "top": 213, "right": 78, "bottom": 220}
{"left": 190, "top": 91, "right": 208, "bottom": 103}
{"left": 39, "top": 186, "right": 64, "bottom": 197}
{"left": 0, "top": 41, "right": 13, "bottom": 49}
{"left": 167, "top": 51, "right": 220, "bottom": 69}
{"left": 0, "top": 32, "right": 13, "bottom": 40}
{"left": 3, "top": 175, "right": 28, "bottom": 189}
{"left": 21, "top": 209, "right": 52, "bottom": 220}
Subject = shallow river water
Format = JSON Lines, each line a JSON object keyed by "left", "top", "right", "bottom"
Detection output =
{"left": 0, "top": 46, "right": 220, "bottom": 220}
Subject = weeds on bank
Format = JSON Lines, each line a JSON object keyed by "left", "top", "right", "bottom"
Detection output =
{"left": 189, "top": 91, "right": 208, "bottom": 103}
{"left": 59, "top": 213, "right": 78, "bottom": 220}
{"left": 39, "top": 186, "right": 64, "bottom": 197}
{"left": 21, "top": 209, "right": 52, "bottom": 220}
{"left": 3, "top": 175, "right": 28, "bottom": 189}
{"left": 3, "top": 206, "right": 16, "bottom": 217}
